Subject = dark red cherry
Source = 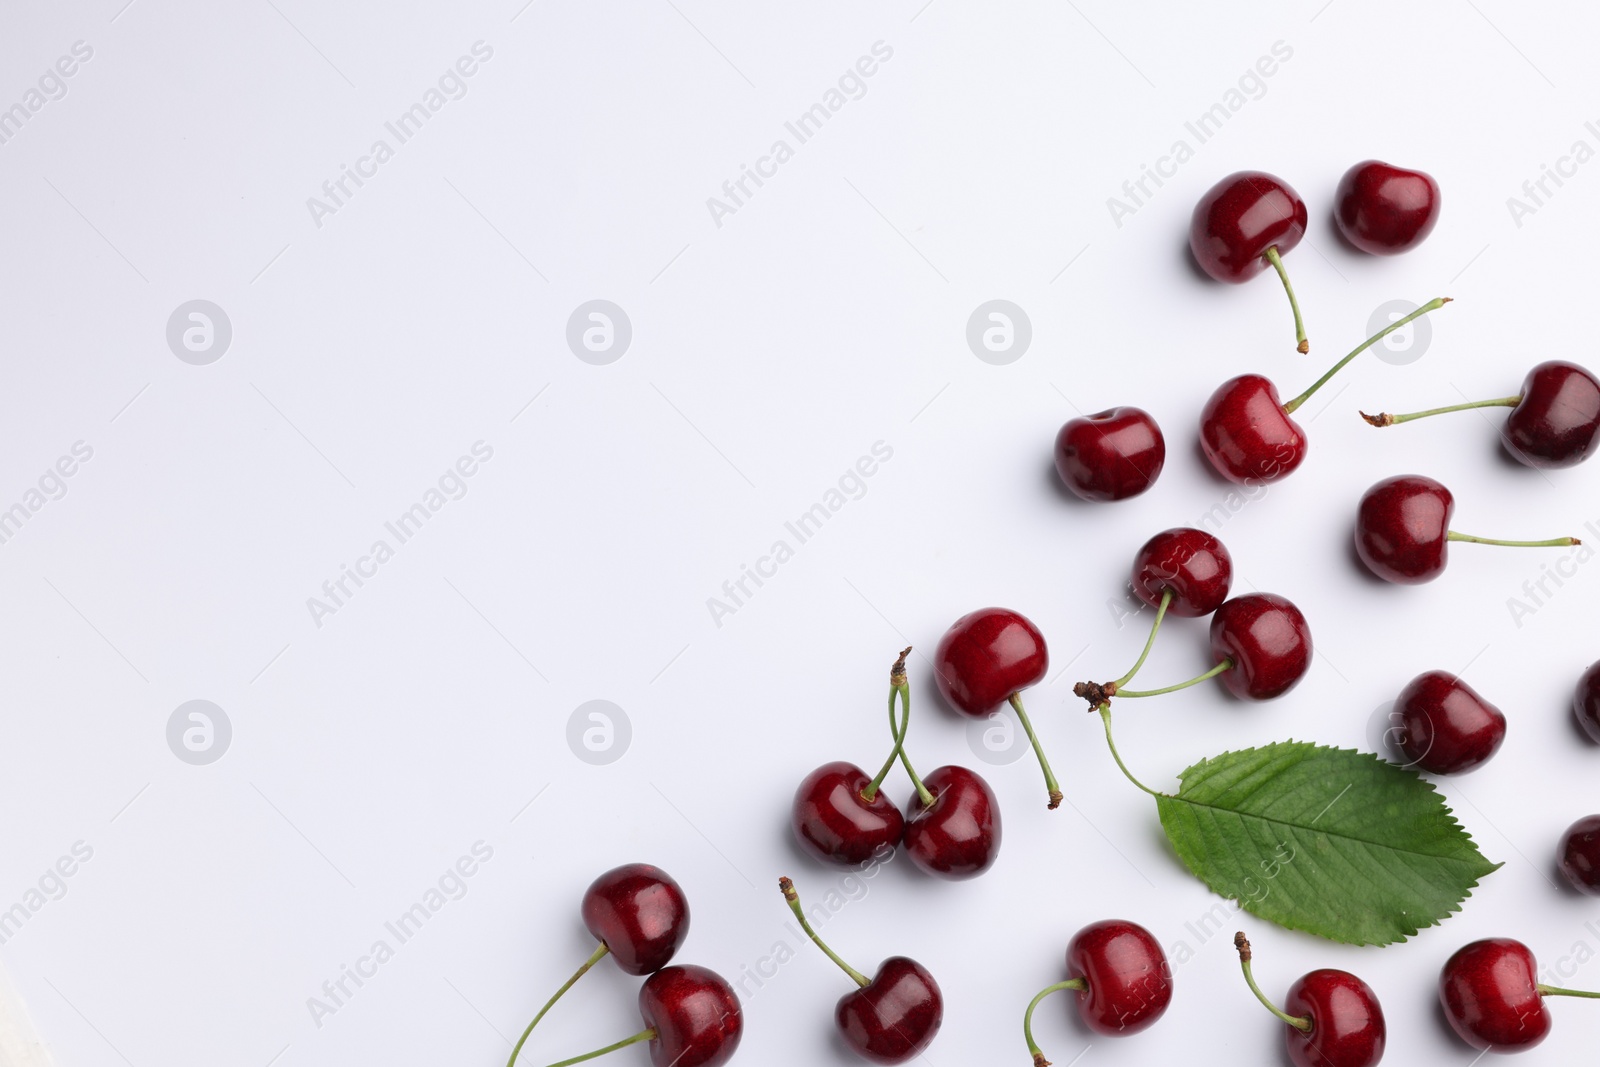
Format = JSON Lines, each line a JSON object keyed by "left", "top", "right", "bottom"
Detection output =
{"left": 1190, "top": 171, "right": 1307, "bottom": 283}
{"left": 1199, "top": 374, "right": 1307, "bottom": 485}
{"left": 638, "top": 965, "right": 743, "bottom": 1067}
{"left": 836, "top": 957, "right": 943, "bottom": 1064}
{"left": 1334, "top": 160, "right": 1441, "bottom": 255}
{"left": 933, "top": 608, "right": 1047, "bottom": 716}
{"left": 1054, "top": 406, "right": 1166, "bottom": 502}
{"left": 581, "top": 864, "right": 690, "bottom": 976}
{"left": 1209, "top": 593, "right": 1312, "bottom": 700}
{"left": 1130, "top": 527, "right": 1233, "bottom": 617}
{"left": 1065, "top": 920, "right": 1173, "bottom": 1036}
{"left": 1392, "top": 670, "right": 1506, "bottom": 774}
{"left": 791, "top": 762, "right": 903, "bottom": 867}
{"left": 1575, "top": 660, "right": 1600, "bottom": 743}
{"left": 1439, "top": 939, "right": 1550, "bottom": 1052}
{"left": 903, "top": 765, "right": 1000, "bottom": 880}
{"left": 1284, "top": 969, "right": 1387, "bottom": 1067}
{"left": 1504, "top": 360, "right": 1600, "bottom": 469}
{"left": 1558, "top": 814, "right": 1600, "bottom": 895}
{"left": 1354, "top": 475, "right": 1452, "bottom": 584}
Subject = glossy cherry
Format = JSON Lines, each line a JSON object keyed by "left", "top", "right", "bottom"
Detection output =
{"left": 1391, "top": 670, "right": 1506, "bottom": 774}
{"left": 781, "top": 878, "right": 941, "bottom": 1064}
{"left": 1575, "top": 660, "right": 1600, "bottom": 743}
{"left": 1235, "top": 932, "right": 1385, "bottom": 1067}
{"left": 1025, "top": 920, "right": 1171, "bottom": 1063}
{"left": 637, "top": 965, "right": 743, "bottom": 1067}
{"left": 1439, "top": 938, "right": 1600, "bottom": 1052}
{"left": 1190, "top": 170, "right": 1311, "bottom": 353}
{"left": 582, "top": 864, "right": 692, "bottom": 975}
{"left": 1558, "top": 814, "right": 1600, "bottom": 895}
{"left": 1334, "top": 160, "right": 1441, "bottom": 255}
{"left": 1209, "top": 593, "right": 1313, "bottom": 701}
{"left": 1054, "top": 407, "right": 1166, "bottom": 501}
{"left": 1354, "top": 475, "right": 1579, "bottom": 584}
{"left": 1130, "top": 527, "right": 1233, "bottom": 617}
{"left": 903, "top": 765, "right": 1001, "bottom": 880}
{"left": 792, "top": 762, "right": 904, "bottom": 866}
{"left": 934, "top": 607, "right": 1061, "bottom": 808}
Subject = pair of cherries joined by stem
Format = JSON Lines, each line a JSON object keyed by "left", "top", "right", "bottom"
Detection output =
{"left": 1383, "top": 670, "right": 1506, "bottom": 775}
{"left": 1362, "top": 360, "right": 1600, "bottom": 469}
{"left": 507, "top": 864, "right": 742, "bottom": 1067}
{"left": 1191, "top": 164, "right": 1441, "bottom": 355}
{"left": 1440, "top": 938, "right": 1600, "bottom": 1052}
{"left": 1022, "top": 919, "right": 1173, "bottom": 1065}
{"left": 1234, "top": 932, "right": 1386, "bottom": 1067}
{"left": 1354, "top": 475, "right": 1580, "bottom": 584}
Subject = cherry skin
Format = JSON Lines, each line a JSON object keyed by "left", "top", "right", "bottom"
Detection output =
{"left": 933, "top": 608, "right": 1047, "bottom": 716}
{"left": 1199, "top": 374, "right": 1307, "bottom": 485}
{"left": 1558, "top": 814, "right": 1600, "bottom": 895}
{"left": 1283, "top": 969, "right": 1387, "bottom": 1067}
{"left": 902, "top": 765, "right": 1001, "bottom": 880}
{"left": 791, "top": 762, "right": 903, "bottom": 867}
{"left": 1065, "top": 920, "right": 1173, "bottom": 1036}
{"left": 1439, "top": 939, "right": 1550, "bottom": 1052}
{"left": 1130, "top": 527, "right": 1233, "bottom": 617}
{"left": 638, "top": 965, "right": 743, "bottom": 1067}
{"left": 1334, "top": 160, "right": 1441, "bottom": 255}
{"left": 835, "top": 957, "right": 943, "bottom": 1064}
{"left": 1354, "top": 475, "right": 1452, "bottom": 584}
{"left": 581, "top": 863, "right": 690, "bottom": 976}
{"left": 1190, "top": 171, "right": 1307, "bottom": 283}
{"left": 1209, "top": 593, "right": 1313, "bottom": 700}
{"left": 1575, "top": 660, "right": 1600, "bottom": 743}
{"left": 1503, "top": 360, "right": 1600, "bottom": 469}
{"left": 1392, "top": 670, "right": 1507, "bottom": 774}
{"left": 1054, "top": 407, "right": 1166, "bottom": 502}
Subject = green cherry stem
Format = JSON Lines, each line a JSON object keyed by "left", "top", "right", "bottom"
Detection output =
{"left": 1361, "top": 395, "right": 1520, "bottom": 427}
{"left": 1010, "top": 692, "right": 1063, "bottom": 810}
{"left": 1537, "top": 984, "right": 1600, "bottom": 999}
{"left": 780, "top": 877, "right": 869, "bottom": 988}
{"left": 1263, "top": 246, "right": 1309, "bottom": 355}
{"left": 861, "top": 647, "right": 914, "bottom": 802}
{"left": 1281, "top": 297, "right": 1451, "bottom": 415}
{"left": 1023, "top": 978, "right": 1089, "bottom": 1067}
{"left": 1111, "top": 588, "right": 1172, "bottom": 691}
{"left": 1097, "top": 703, "right": 1165, "bottom": 799}
{"left": 1234, "top": 933, "right": 1313, "bottom": 1033}
{"left": 1113, "top": 658, "right": 1234, "bottom": 699}
{"left": 538, "top": 1030, "right": 655, "bottom": 1067}
{"left": 506, "top": 942, "right": 612, "bottom": 1067}
{"left": 1446, "top": 531, "right": 1581, "bottom": 549}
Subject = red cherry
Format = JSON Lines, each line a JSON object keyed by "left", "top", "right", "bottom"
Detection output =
{"left": 791, "top": 762, "right": 903, "bottom": 867}
{"left": 1558, "top": 814, "right": 1600, "bottom": 894}
{"left": 835, "top": 958, "right": 943, "bottom": 1064}
{"left": 1505, "top": 361, "right": 1600, "bottom": 468}
{"left": 1575, "top": 660, "right": 1600, "bottom": 743}
{"left": 1130, "top": 528, "right": 1233, "bottom": 617}
{"left": 1065, "top": 920, "right": 1173, "bottom": 1036}
{"left": 1283, "top": 970, "right": 1387, "bottom": 1067}
{"left": 903, "top": 765, "right": 1001, "bottom": 880}
{"left": 1391, "top": 670, "right": 1506, "bottom": 774}
{"left": 1439, "top": 939, "right": 1552, "bottom": 1051}
{"left": 1209, "top": 593, "right": 1313, "bottom": 700}
{"left": 1199, "top": 374, "right": 1308, "bottom": 485}
{"left": 638, "top": 965, "right": 743, "bottom": 1067}
{"left": 1190, "top": 170, "right": 1310, "bottom": 353}
{"left": 1054, "top": 406, "right": 1166, "bottom": 501}
{"left": 582, "top": 864, "right": 691, "bottom": 976}
{"left": 1334, "top": 160, "right": 1441, "bottom": 255}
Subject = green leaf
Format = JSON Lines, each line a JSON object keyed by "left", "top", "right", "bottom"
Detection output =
{"left": 1153, "top": 741, "right": 1501, "bottom": 946}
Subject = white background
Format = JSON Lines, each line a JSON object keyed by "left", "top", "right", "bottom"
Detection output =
{"left": 1, "top": 1, "right": 1598, "bottom": 1065}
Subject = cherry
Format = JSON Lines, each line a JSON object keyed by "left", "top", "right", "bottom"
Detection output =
{"left": 1575, "top": 660, "right": 1600, "bottom": 743}
{"left": 780, "top": 878, "right": 942, "bottom": 1064}
{"left": 1054, "top": 407, "right": 1166, "bottom": 501}
{"left": 1363, "top": 361, "right": 1600, "bottom": 469}
{"left": 1190, "top": 170, "right": 1312, "bottom": 353}
{"left": 1439, "top": 938, "right": 1600, "bottom": 1052}
{"left": 1334, "top": 160, "right": 1441, "bottom": 255}
{"left": 1200, "top": 298, "right": 1450, "bottom": 485}
{"left": 1234, "top": 932, "right": 1386, "bottom": 1067}
{"left": 524, "top": 965, "right": 741, "bottom": 1067}
{"left": 1354, "top": 475, "right": 1579, "bottom": 584}
{"left": 1209, "top": 593, "right": 1313, "bottom": 701}
{"left": 1557, "top": 814, "right": 1600, "bottom": 894}
{"left": 934, "top": 607, "right": 1062, "bottom": 808}
{"left": 1024, "top": 920, "right": 1171, "bottom": 1063}
{"left": 1130, "top": 527, "right": 1233, "bottom": 617}
{"left": 903, "top": 765, "right": 1001, "bottom": 880}
{"left": 791, "top": 762, "right": 904, "bottom": 866}
{"left": 1390, "top": 670, "right": 1506, "bottom": 774}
